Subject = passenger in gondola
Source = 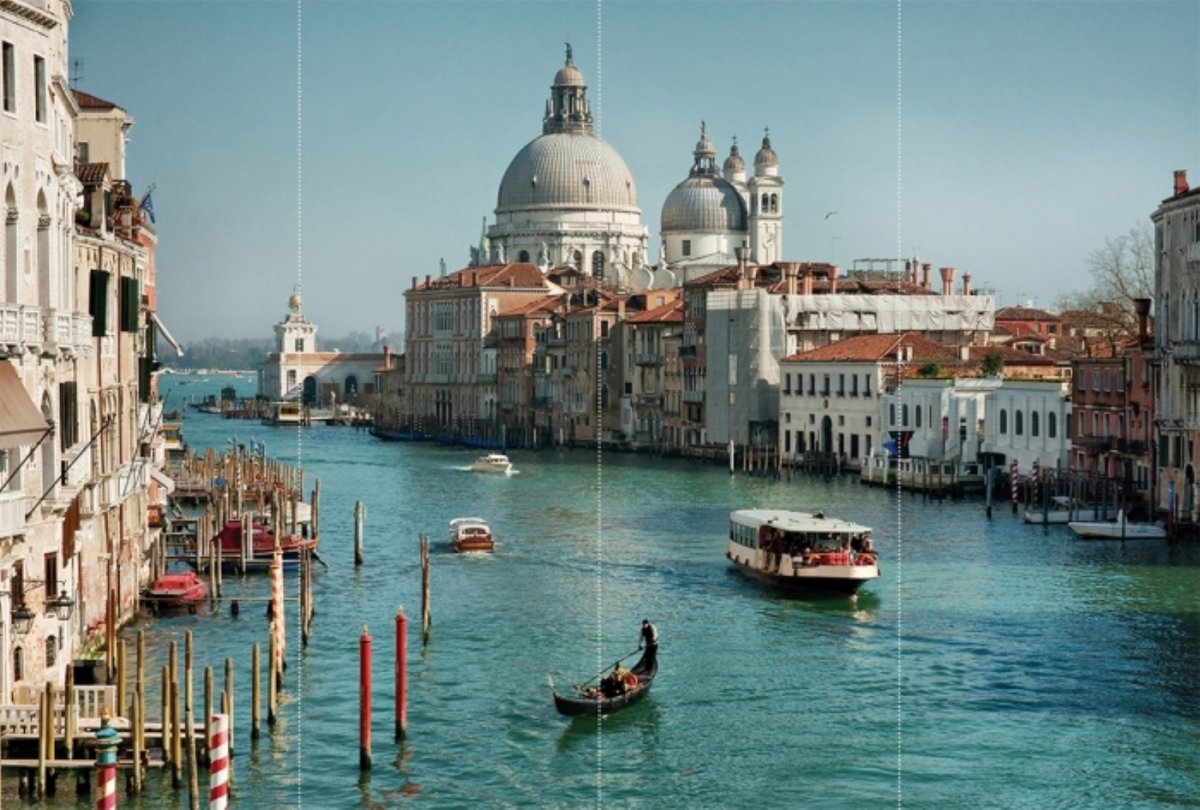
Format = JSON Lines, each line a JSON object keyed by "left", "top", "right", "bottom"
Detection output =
{"left": 601, "top": 662, "right": 627, "bottom": 698}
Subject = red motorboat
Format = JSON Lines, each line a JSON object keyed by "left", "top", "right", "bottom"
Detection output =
{"left": 145, "top": 571, "right": 208, "bottom": 609}
{"left": 211, "top": 520, "right": 319, "bottom": 568}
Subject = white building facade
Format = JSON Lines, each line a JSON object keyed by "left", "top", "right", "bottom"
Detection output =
{"left": 979, "top": 378, "right": 1072, "bottom": 473}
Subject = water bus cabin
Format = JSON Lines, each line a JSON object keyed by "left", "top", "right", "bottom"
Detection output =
{"left": 726, "top": 509, "right": 879, "bottom": 596}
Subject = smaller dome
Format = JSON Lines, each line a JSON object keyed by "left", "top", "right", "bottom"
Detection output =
{"left": 555, "top": 43, "right": 585, "bottom": 87}
{"left": 755, "top": 133, "right": 778, "bottom": 167}
{"left": 723, "top": 142, "right": 744, "bottom": 173}
{"left": 288, "top": 292, "right": 302, "bottom": 311}
{"left": 661, "top": 176, "right": 748, "bottom": 233}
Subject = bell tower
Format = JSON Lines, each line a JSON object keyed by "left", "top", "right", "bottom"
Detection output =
{"left": 748, "top": 129, "right": 784, "bottom": 265}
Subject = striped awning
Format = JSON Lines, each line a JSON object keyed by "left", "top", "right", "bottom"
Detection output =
{"left": 0, "top": 361, "right": 50, "bottom": 450}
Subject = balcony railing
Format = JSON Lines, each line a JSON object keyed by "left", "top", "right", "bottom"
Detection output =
{"left": 635, "top": 394, "right": 663, "bottom": 407}
{"left": 635, "top": 353, "right": 664, "bottom": 367}
{"left": 1115, "top": 438, "right": 1148, "bottom": 455}
{"left": 682, "top": 390, "right": 704, "bottom": 404}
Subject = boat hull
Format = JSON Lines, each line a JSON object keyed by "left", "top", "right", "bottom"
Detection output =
{"left": 727, "top": 555, "right": 877, "bottom": 595}
{"left": 1067, "top": 522, "right": 1167, "bottom": 540}
{"left": 145, "top": 573, "right": 209, "bottom": 608}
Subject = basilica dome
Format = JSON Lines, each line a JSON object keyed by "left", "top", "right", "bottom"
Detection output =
{"left": 661, "top": 177, "right": 747, "bottom": 232}
{"left": 496, "top": 133, "right": 639, "bottom": 213}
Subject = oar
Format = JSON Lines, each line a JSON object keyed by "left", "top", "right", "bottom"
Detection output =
{"left": 576, "top": 648, "right": 642, "bottom": 688}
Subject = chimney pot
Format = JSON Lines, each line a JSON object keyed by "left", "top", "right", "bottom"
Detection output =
{"left": 962, "top": 272, "right": 972, "bottom": 296}
{"left": 921, "top": 263, "right": 932, "bottom": 290}
{"left": 939, "top": 266, "right": 956, "bottom": 296}
{"left": 829, "top": 264, "right": 839, "bottom": 295}
{"left": 1175, "top": 169, "right": 1189, "bottom": 196}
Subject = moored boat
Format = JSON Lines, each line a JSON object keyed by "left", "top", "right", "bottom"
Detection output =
{"left": 200, "top": 519, "right": 320, "bottom": 568}
{"left": 470, "top": 453, "right": 513, "bottom": 474}
{"left": 726, "top": 509, "right": 879, "bottom": 595}
{"left": 1024, "top": 495, "right": 1119, "bottom": 525}
{"left": 1067, "top": 511, "right": 1167, "bottom": 540}
{"left": 145, "top": 571, "right": 208, "bottom": 609}
{"left": 551, "top": 648, "right": 657, "bottom": 716}
{"left": 450, "top": 517, "right": 495, "bottom": 553}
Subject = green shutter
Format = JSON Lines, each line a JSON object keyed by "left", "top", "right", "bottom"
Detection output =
{"left": 89, "top": 269, "right": 109, "bottom": 336}
{"left": 120, "top": 276, "right": 141, "bottom": 333}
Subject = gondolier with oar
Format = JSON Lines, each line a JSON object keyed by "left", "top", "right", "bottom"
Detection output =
{"left": 639, "top": 619, "right": 659, "bottom": 669}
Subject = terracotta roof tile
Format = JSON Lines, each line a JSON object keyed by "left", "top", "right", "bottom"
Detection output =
{"left": 414, "top": 262, "right": 550, "bottom": 291}
{"left": 72, "top": 90, "right": 119, "bottom": 109}
{"left": 626, "top": 299, "right": 683, "bottom": 324}
{"left": 75, "top": 162, "right": 109, "bottom": 185}
{"left": 782, "top": 332, "right": 959, "bottom": 363}
{"left": 995, "top": 306, "right": 1060, "bottom": 321}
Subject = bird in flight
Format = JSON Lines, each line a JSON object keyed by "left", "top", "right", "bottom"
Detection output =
{"left": 824, "top": 211, "right": 838, "bottom": 219}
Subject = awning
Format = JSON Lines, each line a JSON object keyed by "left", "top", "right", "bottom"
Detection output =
{"left": 0, "top": 361, "right": 51, "bottom": 450}
{"left": 149, "top": 466, "right": 176, "bottom": 494}
{"left": 150, "top": 311, "right": 184, "bottom": 357}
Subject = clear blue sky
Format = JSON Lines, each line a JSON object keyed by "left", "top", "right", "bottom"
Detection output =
{"left": 70, "top": 0, "right": 1200, "bottom": 343}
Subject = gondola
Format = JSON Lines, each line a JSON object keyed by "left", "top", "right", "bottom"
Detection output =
{"left": 551, "top": 649, "right": 658, "bottom": 717}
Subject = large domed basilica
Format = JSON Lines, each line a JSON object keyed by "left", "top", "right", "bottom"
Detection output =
{"left": 486, "top": 45, "right": 651, "bottom": 289}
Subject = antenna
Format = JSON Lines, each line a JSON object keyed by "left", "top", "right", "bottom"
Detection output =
{"left": 70, "top": 59, "right": 83, "bottom": 90}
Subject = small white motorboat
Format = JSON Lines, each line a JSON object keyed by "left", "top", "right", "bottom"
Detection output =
{"left": 470, "top": 453, "right": 513, "bottom": 474}
{"left": 1067, "top": 510, "right": 1167, "bottom": 540}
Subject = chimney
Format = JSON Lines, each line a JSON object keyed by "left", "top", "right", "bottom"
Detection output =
{"left": 784, "top": 262, "right": 799, "bottom": 296}
{"left": 962, "top": 272, "right": 971, "bottom": 296}
{"left": 737, "top": 244, "right": 750, "bottom": 278}
{"left": 802, "top": 267, "right": 814, "bottom": 296}
{"left": 921, "top": 263, "right": 932, "bottom": 290}
{"left": 1175, "top": 170, "right": 1190, "bottom": 197}
{"left": 424, "top": 274, "right": 430, "bottom": 288}
{"left": 829, "top": 264, "right": 839, "bottom": 295}
{"left": 939, "top": 266, "right": 955, "bottom": 296}
{"left": 1135, "top": 297, "right": 1151, "bottom": 340}
{"left": 617, "top": 297, "right": 626, "bottom": 319}
{"left": 747, "top": 263, "right": 760, "bottom": 286}
{"left": 383, "top": 344, "right": 392, "bottom": 368}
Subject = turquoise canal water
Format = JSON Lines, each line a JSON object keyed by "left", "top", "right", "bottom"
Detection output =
{"left": 17, "top": 373, "right": 1200, "bottom": 807}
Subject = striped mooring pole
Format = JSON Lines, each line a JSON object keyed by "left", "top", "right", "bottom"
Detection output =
{"left": 94, "top": 711, "right": 120, "bottom": 810}
{"left": 1031, "top": 460, "right": 1040, "bottom": 503}
{"left": 1010, "top": 459, "right": 1019, "bottom": 508}
{"left": 209, "top": 713, "right": 229, "bottom": 810}
{"left": 271, "top": 551, "right": 285, "bottom": 682}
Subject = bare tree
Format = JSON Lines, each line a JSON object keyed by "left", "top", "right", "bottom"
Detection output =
{"left": 1056, "top": 224, "right": 1154, "bottom": 354}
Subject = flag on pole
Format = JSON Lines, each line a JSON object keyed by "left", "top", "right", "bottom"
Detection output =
{"left": 140, "top": 189, "right": 156, "bottom": 223}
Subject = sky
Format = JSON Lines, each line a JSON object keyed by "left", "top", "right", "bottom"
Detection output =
{"left": 68, "top": 0, "right": 1200, "bottom": 343}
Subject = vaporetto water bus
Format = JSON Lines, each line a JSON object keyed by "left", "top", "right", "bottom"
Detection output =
{"left": 726, "top": 509, "right": 880, "bottom": 596}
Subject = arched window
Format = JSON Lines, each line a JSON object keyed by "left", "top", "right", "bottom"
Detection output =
{"left": 572, "top": 250, "right": 583, "bottom": 268}
{"left": 518, "top": 250, "right": 530, "bottom": 262}
{"left": 45, "top": 635, "right": 56, "bottom": 668}
{"left": 13, "top": 646, "right": 23, "bottom": 681}
{"left": 600, "top": 385, "right": 610, "bottom": 409}
{"left": 889, "top": 404, "right": 896, "bottom": 425}
{"left": 599, "top": 351, "right": 608, "bottom": 370}
{"left": 770, "top": 193, "right": 778, "bottom": 213}
{"left": 1048, "top": 412, "right": 1057, "bottom": 439}
{"left": 343, "top": 376, "right": 358, "bottom": 396}
{"left": 761, "top": 193, "right": 769, "bottom": 212}
{"left": 901, "top": 404, "right": 909, "bottom": 426}
{"left": 1015, "top": 411, "right": 1024, "bottom": 435}
{"left": 1000, "top": 409, "right": 1008, "bottom": 434}
{"left": 915, "top": 406, "right": 922, "bottom": 428}
{"left": 1031, "top": 411, "right": 1040, "bottom": 437}
{"left": 591, "top": 250, "right": 605, "bottom": 279}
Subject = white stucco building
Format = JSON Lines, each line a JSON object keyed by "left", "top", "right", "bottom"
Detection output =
{"left": 979, "top": 378, "right": 1072, "bottom": 473}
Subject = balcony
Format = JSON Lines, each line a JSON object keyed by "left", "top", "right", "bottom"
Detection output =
{"left": 682, "top": 390, "right": 705, "bottom": 404}
{"left": 0, "top": 304, "right": 45, "bottom": 354}
{"left": 635, "top": 394, "right": 663, "bottom": 408}
{"left": 1076, "top": 435, "right": 1115, "bottom": 454}
{"left": 1171, "top": 343, "right": 1200, "bottom": 366}
{"left": 1115, "top": 439, "right": 1148, "bottom": 456}
{"left": 475, "top": 372, "right": 497, "bottom": 384}
{"left": 0, "top": 491, "right": 27, "bottom": 539}
{"left": 635, "top": 352, "right": 664, "bottom": 367}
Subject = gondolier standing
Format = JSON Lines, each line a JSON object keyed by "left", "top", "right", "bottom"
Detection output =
{"left": 639, "top": 619, "right": 659, "bottom": 668}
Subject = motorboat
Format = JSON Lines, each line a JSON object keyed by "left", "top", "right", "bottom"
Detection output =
{"left": 1068, "top": 511, "right": 1167, "bottom": 540}
{"left": 726, "top": 509, "right": 879, "bottom": 595}
{"left": 145, "top": 571, "right": 208, "bottom": 610}
{"left": 450, "top": 517, "right": 495, "bottom": 553}
{"left": 1024, "top": 496, "right": 1120, "bottom": 525}
{"left": 470, "top": 453, "right": 513, "bottom": 474}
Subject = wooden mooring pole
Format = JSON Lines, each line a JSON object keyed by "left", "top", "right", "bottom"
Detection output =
{"left": 420, "top": 535, "right": 431, "bottom": 645}
{"left": 251, "top": 643, "right": 261, "bottom": 740}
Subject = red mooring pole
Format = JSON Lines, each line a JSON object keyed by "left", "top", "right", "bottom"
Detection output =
{"left": 360, "top": 626, "right": 372, "bottom": 771}
{"left": 395, "top": 608, "right": 408, "bottom": 741}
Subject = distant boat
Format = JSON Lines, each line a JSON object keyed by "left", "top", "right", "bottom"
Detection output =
{"left": 1068, "top": 511, "right": 1167, "bottom": 540}
{"left": 470, "top": 453, "right": 513, "bottom": 474}
{"left": 370, "top": 426, "right": 422, "bottom": 442}
{"left": 1024, "top": 496, "right": 1119, "bottom": 525}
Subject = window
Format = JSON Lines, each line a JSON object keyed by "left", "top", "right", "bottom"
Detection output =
{"left": 808, "top": 374, "right": 815, "bottom": 396}
{"left": 119, "top": 276, "right": 140, "bottom": 332}
{"left": 591, "top": 251, "right": 605, "bottom": 279}
{"left": 77, "top": 142, "right": 89, "bottom": 163}
{"left": 1015, "top": 411, "right": 1024, "bottom": 436}
{"left": 864, "top": 375, "right": 872, "bottom": 397}
{"left": 915, "top": 406, "right": 922, "bottom": 428}
{"left": 838, "top": 374, "right": 845, "bottom": 396}
{"left": 518, "top": 250, "right": 529, "bottom": 262}
{"left": 600, "top": 321, "right": 609, "bottom": 339}
{"left": 821, "top": 374, "right": 830, "bottom": 396}
{"left": 851, "top": 375, "right": 859, "bottom": 396}
{"left": 58, "top": 381, "right": 78, "bottom": 449}
{"left": 1048, "top": 412, "right": 1057, "bottom": 439}
{"left": 13, "top": 647, "right": 23, "bottom": 682}
{"left": 784, "top": 373, "right": 791, "bottom": 395}
{"left": 1031, "top": 411, "right": 1039, "bottom": 437}
{"left": 901, "top": 404, "right": 909, "bottom": 426}
{"left": 889, "top": 404, "right": 896, "bottom": 425}
{"left": 1000, "top": 409, "right": 1008, "bottom": 434}
{"left": 33, "top": 55, "right": 45, "bottom": 123}
{"left": 681, "top": 239, "right": 691, "bottom": 257}
{"left": 2, "top": 42, "right": 13, "bottom": 114}
{"left": 45, "top": 635, "right": 56, "bottom": 668}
